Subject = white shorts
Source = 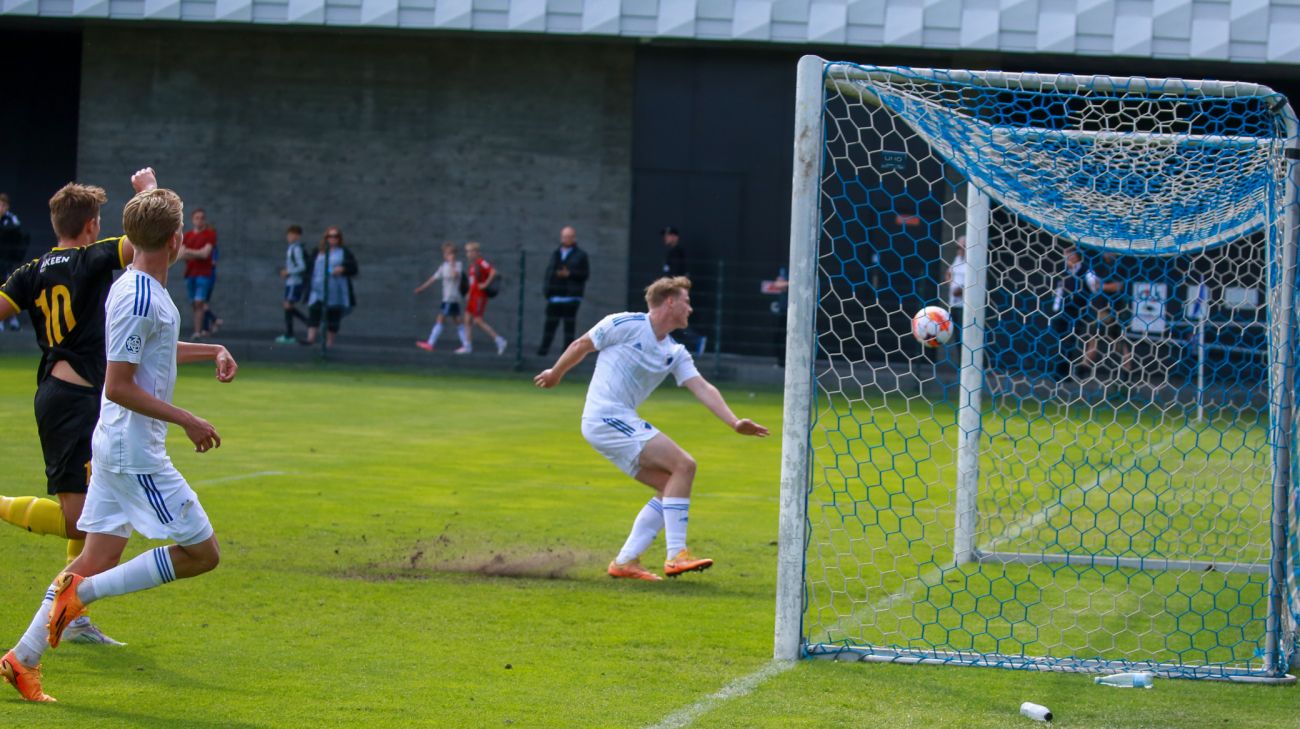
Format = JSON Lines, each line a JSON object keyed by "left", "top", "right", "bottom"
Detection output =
{"left": 582, "top": 415, "right": 661, "bottom": 477}
{"left": 79, "top": 463, "right": 214, "bottom": 546}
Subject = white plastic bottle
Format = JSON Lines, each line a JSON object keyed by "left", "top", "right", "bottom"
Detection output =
{"left": 1020, "top": 702, "right": 1053, "bottom": 721}
{"left": 1094, "top": 671, "right": 1154, "bottom": 688}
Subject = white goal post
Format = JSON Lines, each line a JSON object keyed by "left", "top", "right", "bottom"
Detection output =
{"left": 775, "top": 55, "right": 1300, "bottom": 682}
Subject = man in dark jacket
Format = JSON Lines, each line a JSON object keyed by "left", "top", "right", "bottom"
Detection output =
{"left": 660, "top": 225, "right": 705, "bottom": 354}
{"left": 661, "top": 225, "right": 687, "bottom": 277}
{"left": 537, "top": 226, "right": 590, "bottom": 356}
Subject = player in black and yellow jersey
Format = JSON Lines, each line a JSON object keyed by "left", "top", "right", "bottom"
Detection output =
{"left": 0, "top": 168, "right": 155, "bottom": 645}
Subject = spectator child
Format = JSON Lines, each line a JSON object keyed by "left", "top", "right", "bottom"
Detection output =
{"left": 459, "top": 242, "right": 507, "bottom": 355}
{"left": 414, "top": 242, "right": 469, "bottom": 352}
{"left": 276, "top": 225, "right": 309, "bottom": 344}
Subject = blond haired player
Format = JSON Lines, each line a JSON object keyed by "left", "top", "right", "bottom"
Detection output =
{"left": 2, "top": 187, "right": 237, "bottom": 703}
{"left": 534, "top": 276, "right": 768, "bottom": 580}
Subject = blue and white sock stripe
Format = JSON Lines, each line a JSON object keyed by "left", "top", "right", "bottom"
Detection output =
{"left": 647, "top": 499, "right": 664, "bottom": 513}
{"left": 137, "top": 474, "right": 173, "bottom": 524}
{"left": 43, "top": 588, "right": 56, "bottom": 603}
{"left": 662, "top": 504, "right": 691, "bottom": 511}
{"left": 603, "top": 418, "right": 637, "bottom": 437}
{"left": 152, "top": 547, "right": 175, "bottom": 584}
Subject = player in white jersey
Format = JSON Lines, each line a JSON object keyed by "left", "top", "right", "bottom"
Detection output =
{"left": 534, "top": 276, "right": 768, "bottom": 581}
{"left": 2, "top": 187, "right": 237, "bottom": 703}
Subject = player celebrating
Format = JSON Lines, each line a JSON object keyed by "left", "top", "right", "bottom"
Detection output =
{"left": 534, "top": 276, "right": 768, "bottom": 580}
{"left": 0, "top": 170, "right": 159, "bottom": 646}
{"left": 1, "top": 186, "right": 237, "bottom": 703}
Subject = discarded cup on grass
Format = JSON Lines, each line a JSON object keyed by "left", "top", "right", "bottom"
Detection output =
{"left": 1020, "top": 702, "right": 1052, "bottom": 722}
{"left": 1094, "top": 671, "right": 1154, "bottom": 688}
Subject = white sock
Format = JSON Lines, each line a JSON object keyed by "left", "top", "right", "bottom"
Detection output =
{"left": 663, "top": 497, "right": 691, "bottom": 558}
{"left": 615, "top": 498, "right": 663, "bottom": 564}
{"left": 78, "top": 547, "right": 175, "bottom": 605}
{"left": 495, "top": 335, "right": 506, "bottom": 346}
{"left": 428, "top": 322, "right": 443, "bottom": 345}
{"left": 13, "top": 581, "right": 58, "bottom": 666}
{"left": 457, "top": 325, "right": 469, "bottom": 348}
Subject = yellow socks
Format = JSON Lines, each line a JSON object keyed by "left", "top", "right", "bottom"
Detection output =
{"left": 0, "top": 495, "right": 68, "bottom": 538}
{"left": 67, "top": 538, "right": 85, "bottom": 563}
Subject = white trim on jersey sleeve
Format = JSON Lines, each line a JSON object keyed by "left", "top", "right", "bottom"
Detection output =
{"left": 588, "top": 312, "right": 645, "bottom": 351}
{"left": 106, "top": 276, "right": 155, "bottom": 364}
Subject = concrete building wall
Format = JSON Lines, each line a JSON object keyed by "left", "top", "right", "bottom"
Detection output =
{"left": 78, "top": 26, "right": 634, "bottom": 347}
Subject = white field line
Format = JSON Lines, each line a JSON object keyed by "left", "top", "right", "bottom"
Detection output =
{"left": 644, "top": 660, "right": 794, "bottom": 729}
{"left": 642, "top": 432, "right": 1189, "bottom": 729}
{"left": 193, "top": 470, "right": 293, "bottom": 486}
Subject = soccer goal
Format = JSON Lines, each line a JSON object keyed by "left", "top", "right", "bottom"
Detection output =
{"left": 774, "top": 55, "right": 1300, "bottom": 682}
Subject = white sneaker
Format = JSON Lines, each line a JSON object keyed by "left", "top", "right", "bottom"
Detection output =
{"left": 495, "top": 337, "right": 508, "bottom": 355}
{"left": 62, "top": 616, "right": 126, "bottom": 646}
{"left": 454, "top": 346, "right": 472, "bottom": 355}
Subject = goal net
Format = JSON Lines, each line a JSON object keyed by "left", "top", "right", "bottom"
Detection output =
{"left": 774, "top": 56, "right": 1300, "bottom": 682}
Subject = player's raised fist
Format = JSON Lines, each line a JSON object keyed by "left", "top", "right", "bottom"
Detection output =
{"left": 130, "top": 167, "right": 158, "bottom": 194}
{"left": 534, "top": 369, "right": 561, "bottom": 389}
{"left": 733, "top": 418, "right": 769, "bottom": 437}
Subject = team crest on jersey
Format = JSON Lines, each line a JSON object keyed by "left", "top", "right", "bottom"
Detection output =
{"left": 125, "top": 334, "right": 142, "bottom": 354}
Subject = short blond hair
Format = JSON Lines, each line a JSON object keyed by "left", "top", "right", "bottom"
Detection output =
{"left": 465, "top": 241, "right": 481, "bottom": 254}
{"left": 49, "top": 183, "right": 107, "bottom": 240}
{"left": 644, "top": 276, "right": 691, "bottom": 307}
{"left": 122, "top": 189, "right": 183, "bottom": 251}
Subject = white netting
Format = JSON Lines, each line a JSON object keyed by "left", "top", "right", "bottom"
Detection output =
{"left": 797, "top": 62, "right": 1299, "bottom": 680}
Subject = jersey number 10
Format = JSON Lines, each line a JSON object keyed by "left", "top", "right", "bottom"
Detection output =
{"left": 33, "top": 285, "right": 77, "bottom": 345}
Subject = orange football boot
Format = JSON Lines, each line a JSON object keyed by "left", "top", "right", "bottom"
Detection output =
{"left": 1, "top": 650, "right": 55, "bottom": 702}
{"left": 46, "top": 573, "right": 87, "bottom": 649}
{"left": 664, "top": 550, "right": 714, "bottom": 577}
{"left": 607, "top": 559, "right": 663, "bottom": 581}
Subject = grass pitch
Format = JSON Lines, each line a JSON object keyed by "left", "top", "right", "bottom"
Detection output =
{"left": 0, "top": 355, "right": 1295, "bottom": 727}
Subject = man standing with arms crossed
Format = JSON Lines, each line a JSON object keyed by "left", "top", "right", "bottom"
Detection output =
{"left": 537, "top": 225, "right": 589, "bottom": 356}
{"left": 178, "top": 208, "right": 216, "bottom": 339}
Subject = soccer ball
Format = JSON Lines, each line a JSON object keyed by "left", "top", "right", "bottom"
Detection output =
{"left": 911, "top": 306, "right": 954, "bottom": 348}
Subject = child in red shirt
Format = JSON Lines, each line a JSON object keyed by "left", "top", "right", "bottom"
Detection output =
{"left": 458, "top": 242, "right": 507, "bottom": 355}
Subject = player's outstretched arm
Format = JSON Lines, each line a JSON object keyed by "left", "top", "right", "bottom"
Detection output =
{"left": 683, "top": 376, "right": 769, "bottom": 437}
{"left": 534, "top": 334, "right": 596, "bottom": 388}
{"left": 116, "top": 167, "right": 156, "bottom": 268}
{"left": 104, "top": 361, "right": 221, "bottom": 452}
{"left": 414, "top": 275, "right": 436, "bottom": 294}
{"left": 177, "top": 342, "right": 238, "bottom": 382}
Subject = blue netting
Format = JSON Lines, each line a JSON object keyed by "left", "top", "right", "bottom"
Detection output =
{"left": 833, "top": 66, "right": 1289, "bottom": 254}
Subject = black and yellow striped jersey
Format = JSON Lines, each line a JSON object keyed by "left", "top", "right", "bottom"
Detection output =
{"left": 0, "top": 237, "right": 127, "bottom": 388}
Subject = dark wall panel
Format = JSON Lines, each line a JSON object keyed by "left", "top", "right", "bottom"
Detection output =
{"left": 0, "top": 27, "right": 81, "bottom": 256}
